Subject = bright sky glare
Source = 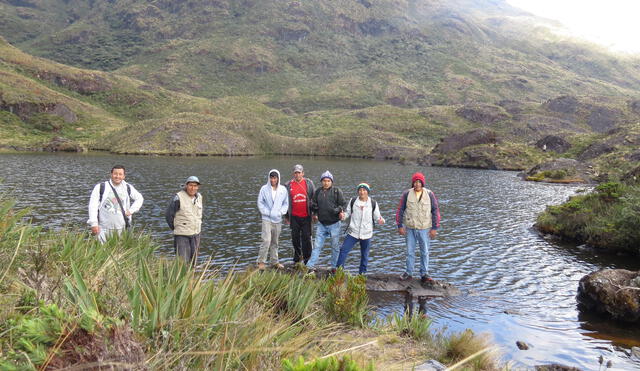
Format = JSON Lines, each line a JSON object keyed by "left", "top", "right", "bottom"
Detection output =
{"left": 506, "top": 0, "right": 640, "bottom": 54}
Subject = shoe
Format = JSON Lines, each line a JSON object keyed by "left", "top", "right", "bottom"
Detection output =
{"left": 273, "top": 263, "right": 284, "bottom": 270}
{"left": 421, "top": 275, "right": 434, "bottom": 285}
{"left": 304, "top": 271, "right": 316, "bottom": 278}
{"left": 400, "top": 272, "right": 412, "bottom": 281}
{"left": 257, "top": 262, "right": 266, "bottom": 270}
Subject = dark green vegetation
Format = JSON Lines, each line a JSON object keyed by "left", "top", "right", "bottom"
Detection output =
{"left": 0, "top": 193, "right": 497, "bottom": 370}
{"left": 1, "top": 0, "right": 640, "bottom": 174}
{"left": 536, "top": 181, "right": 640, "bottom": 255}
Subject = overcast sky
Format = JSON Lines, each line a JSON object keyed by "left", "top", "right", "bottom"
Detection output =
{"left": 506, "top": 0, "right": 640, "bottom": 54}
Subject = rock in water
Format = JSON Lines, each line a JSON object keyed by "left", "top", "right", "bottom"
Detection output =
{"left": 577, "top": 269, "right": 640, "bottom": 323}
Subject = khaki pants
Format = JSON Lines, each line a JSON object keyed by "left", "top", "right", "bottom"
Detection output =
{"left": 258, "top": 220, "right": 281, "bottom": 264}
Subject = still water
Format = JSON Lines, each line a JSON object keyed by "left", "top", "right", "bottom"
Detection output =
{"left": 1, "top": 153, "right": 639, "bottom": 370}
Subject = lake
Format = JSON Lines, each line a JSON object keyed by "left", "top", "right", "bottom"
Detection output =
{"left": 1, "top": 152, "right": 639, "bottom": 369}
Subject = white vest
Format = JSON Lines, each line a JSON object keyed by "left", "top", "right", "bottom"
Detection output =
{"left": 173, "top": 191, "right": 203, "bottom": 236}
{"left": 403, "top": 189, "right": 432, "bottom": 230}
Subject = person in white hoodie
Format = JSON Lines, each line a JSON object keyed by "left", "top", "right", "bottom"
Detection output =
{"left": 336, "top": 183, "right": 384, "bottom": 274}
{"left": 256, "top": 169, "right": 289, "bottom": 269}
{"left": 87, "top": 165, "right": 144, "bottom": 243}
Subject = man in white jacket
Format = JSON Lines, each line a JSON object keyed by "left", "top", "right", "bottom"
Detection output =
{"left": 87, "top": 165, "right": 144, "bottom": 243}
{"left": 257, "top": 169, "right": 289, "bottom": 269}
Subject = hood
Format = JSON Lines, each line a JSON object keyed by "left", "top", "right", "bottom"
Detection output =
{"left": 267, "top": 169, "right": 281, "bottom": 187}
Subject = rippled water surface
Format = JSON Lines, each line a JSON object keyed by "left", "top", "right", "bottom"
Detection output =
{"left": 2, "top": 153, "right": 639, "bottom": 370}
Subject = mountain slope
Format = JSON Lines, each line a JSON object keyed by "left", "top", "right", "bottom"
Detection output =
{"left": 2, "top": 0, "right": 639, "bottom": 113}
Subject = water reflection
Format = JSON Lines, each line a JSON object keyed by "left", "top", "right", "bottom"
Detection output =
{"left": 1, "top": 152, "right": 639, "bottom": 370}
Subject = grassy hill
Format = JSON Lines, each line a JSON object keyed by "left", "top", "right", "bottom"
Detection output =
{"left": 3, "top": 0, "right": 640, "bottom": 110}
{"left": 1, "top": 0, "right": 640, "bottom": 178}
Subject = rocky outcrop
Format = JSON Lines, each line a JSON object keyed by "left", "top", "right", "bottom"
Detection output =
{"left": 535, "top": 135, "right": 571, "bottom": 153}
{"left": 544, "top": 96, "right": 579, "bottom": 115}
{"left": 621, "top": 165, "right": 640, "bottom": 183}
{"left": 33, "top": 71, "right": 112, "bottom": 94}
{"left": 455, "top": 104, "right": 509, "bottom": 125}
{"left": 525, "top": 158, "right": 593, "bottom": 183}
{"left": 431, "top": 128, "right": 500, "bottom": 154}
{"left": 577, "top": 141, "right": 616, "bottom": 161}
{"left": 586, "top": 107, "right": 622, "bottom": 133}
{"left": 577, "top": 269, "right": 640, "bottom": 323}
{"left": 43, "top": 137, "right": 86, "bottom": 152}
{"left": 0, "top": 101, "right": 77, "bottom": 123}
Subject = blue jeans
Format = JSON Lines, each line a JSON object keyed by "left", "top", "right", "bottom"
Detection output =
{"left": 308, "top": 221, "right": 341, "bottom": 268}
{"left": 336, "top": 234, "right": 371, "bottom": 274}
{"left": 405, "top": 228, "right": 430, "bottom": 277}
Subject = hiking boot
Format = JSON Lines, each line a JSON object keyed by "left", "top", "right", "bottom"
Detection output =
{"left": 257, "top": 262, "right": 266, "bottom": 270}
{"left": 399, "top": 272, "right": 412, "bottom": 281}
{"left": 421, "top": 275, "right": 434, "bottom": 285}
{"left": 272, "top": 263, "right": 284, "bottom": 270}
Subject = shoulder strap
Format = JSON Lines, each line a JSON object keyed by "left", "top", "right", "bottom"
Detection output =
{"left": 108, "top": 182, "right": 131, "bottom": 229}
{"left": 371, "top": 199, "right": 377, "bottom": 224}
{"left": 127, "top": 184, "right": 132, "bottom": 200}
{"left": 349, "top": 197, "right": 355, "bottom": 213}
{"left": 99, "top": 182, "right": 106, "bottom": 203}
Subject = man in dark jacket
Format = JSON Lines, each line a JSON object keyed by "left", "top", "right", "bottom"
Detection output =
{"left": 285, "top": 164, "right": 315, "bottom": 264}
{"left": 307, "top": 170, "right": 346, "bottom": 270}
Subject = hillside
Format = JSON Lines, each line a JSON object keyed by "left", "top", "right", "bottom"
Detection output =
{"left": 1, "top": 0, "right": 640, "bottom": 179}
{"left": 2, "top": 0, "right": 640, "bottom": 111}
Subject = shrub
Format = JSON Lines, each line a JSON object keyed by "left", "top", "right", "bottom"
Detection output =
{"left": 282, "top": 355, "right": 374, "bottom": 371}
{"left": 389, "top": 312, "right": 432, "bottom": 341}
{"left": 323, "top": 269, "right": 369, "bottom": 327}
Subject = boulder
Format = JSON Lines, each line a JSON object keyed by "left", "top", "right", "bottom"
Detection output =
{"left": 577, "top": 141, "right": 616, "bottom": 161}
{"left": 534, "top": 364, "right": 582, "bottom": 371}
{"left": 577, "top": 269, "right": 640, "bottom": 323}
{"left": 535, "top": 135, "right": 571, "bottom": 153}
{"left": 586, "top": 107, "right": 622, "bottom": 133}
{"left": 544, "top": 95, "right": 579, "bottom": 115}
{"left": 628, "top": 100, "right": 640, "bottom": 115}
{"left": 455, "top": 104, "right": 509, "bottom": 125}
{"left": 621, "top": 165, "right": 640, "bottom": 183}
{"left": 43, "top": 137, "right": 85, "bottom": 152}
{"left": 431, "top": 128, "right": 500, "bottom": 155}
{"left": 525, "top": 158, "right": 592, "bottom": 183}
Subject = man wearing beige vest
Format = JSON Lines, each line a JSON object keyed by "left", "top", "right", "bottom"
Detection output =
{"left": 165, "top": 176, "right": 203, "bottom": 265}
{"left": 395, "top": 172, "right": 441, "bottom": 285}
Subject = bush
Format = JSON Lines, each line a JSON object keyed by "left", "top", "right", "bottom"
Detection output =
{"left": 389, "top": 312, "right": 432, "bottom": 341}
{"left": 282, "top": 355, "right": 374, "bottom": 371}
{"left": 322, "top": 268, "right": 369, "bottom": 327}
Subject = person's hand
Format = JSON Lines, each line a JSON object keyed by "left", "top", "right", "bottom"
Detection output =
{"left": 125, "top": 210, "right": 132, "bottom": 217}
{"left": 339, "top": 211, "right": 345, "bottom": 220}
{"left": 429, "top": 229, "right": 437, "bottom": 239}
{"left": 378, "top": 217, "right": 385, "bottom": 225}
{"left": 284, "top": 217, "right": 290, "bottom": 225}
{"left": 91, "top": 226, "right": 100, "bottom": 235}
{"left": 313, "top": 215, "right": 318, "bottom": 222}
{"left": 398, "top": 227, "right": 406, "bottom": 235}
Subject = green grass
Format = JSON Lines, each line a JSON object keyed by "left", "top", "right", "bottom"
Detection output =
{"left": 536, "top": 181, "right": 640, "bottom": 253}
{"left": 0, "top": 192, "right": 500, "bottom": 370}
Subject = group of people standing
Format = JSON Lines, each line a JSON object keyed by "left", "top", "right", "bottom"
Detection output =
{"left": 257, "top": 164, "right": 441, "bottom": 283}
{"left": 87, "top": 163, "right": 441, "bottom": 283}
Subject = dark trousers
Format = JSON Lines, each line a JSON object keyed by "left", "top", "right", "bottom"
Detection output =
{"left": 336, "top": 234, "right": 371, "bottom": 274}
{"left": 290, "top": 215, "right": 312, "bottom": 264}
{"left": 174, "top": 234, "right": 201, "bottom": 266}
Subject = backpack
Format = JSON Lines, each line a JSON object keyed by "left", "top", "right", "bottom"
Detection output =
{"left": 99, "top": 181, "right": 132, "bottom": 203}
{"left": 343, "top": 197, "right": 378, "bottom": 233}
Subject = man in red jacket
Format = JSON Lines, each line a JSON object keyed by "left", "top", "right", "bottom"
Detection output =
{"left": 285, "top": 164, "right": 315, "bottom": 264}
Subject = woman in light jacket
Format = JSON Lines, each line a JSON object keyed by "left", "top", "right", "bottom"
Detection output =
{"left": 335, "top": 183, "right": 385, "bottom": 274}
